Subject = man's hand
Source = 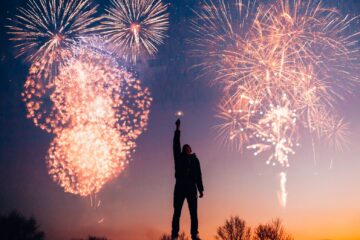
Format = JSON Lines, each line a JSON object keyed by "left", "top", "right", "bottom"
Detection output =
{"left": 199, "top": 191, "right": 204, "bottom": 198}
{"left": 175, "top": 119, "right": 180, "bottom": 130}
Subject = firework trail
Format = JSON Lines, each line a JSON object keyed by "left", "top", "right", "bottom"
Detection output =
{"left": 192, "top": 0, "right": 359, "bottom": 206}
{"left": 278, "top": 172, "right": 287, "bottom": 208}
{"left": 7, "top": 0, "right": 102, "bottom": 82}
{"left": 100, "top": 0, "right": 169, "bottom": 62}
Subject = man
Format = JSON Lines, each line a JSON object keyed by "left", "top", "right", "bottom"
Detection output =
{"left": 171, "top": 119, "right": 204, "bottom": 240}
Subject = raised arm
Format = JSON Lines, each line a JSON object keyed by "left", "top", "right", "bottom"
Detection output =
{"left": 173, "top": 119, "right": 181, "bottom": 162}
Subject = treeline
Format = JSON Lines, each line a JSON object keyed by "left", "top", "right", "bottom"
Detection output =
{"left": 0, "top": 211, "right": 293, "bottom": 240}
{"left": 0, "top": 211, "right": 106, "bottom": 240}
{"left": 160, "top": 216, "right": 293, "bottom": 240}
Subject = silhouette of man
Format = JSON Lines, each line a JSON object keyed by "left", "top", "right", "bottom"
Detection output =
{"left": 171, "top": 119, "right": 204, "bottom": 240}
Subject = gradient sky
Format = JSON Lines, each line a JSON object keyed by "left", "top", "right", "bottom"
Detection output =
{"left": 1, "top": 0, "right": 360, "bottom": 240}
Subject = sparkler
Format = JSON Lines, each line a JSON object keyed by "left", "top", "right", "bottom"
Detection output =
{"left": 100, "top": 0, "right": 169, "bottom": 62}
{"left": 175, "top": 111, "right": 184, "bottom": 117}
{"left": 193, "top": 0, "right": 360, "bottom": 206}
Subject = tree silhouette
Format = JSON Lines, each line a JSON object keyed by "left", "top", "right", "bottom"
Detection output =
{"left": 0, "top": 210, "right": 45, "bottom": 240}
{"left": 215, "top": 216, "right": 251, "bottom": 240}
{"left": 70, "top": 236, "right": 109, "bottom": 240}
{"left": 253, "top": 219, "right": 293, "bottom": 240}
{"left": 160, "top": 232, "right": 189, "bottom": 240}
{"left": 87, "top": 236, "right": 108, "bottom": 240}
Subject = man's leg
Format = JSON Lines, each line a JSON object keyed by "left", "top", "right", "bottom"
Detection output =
{"left": 187, "top": 192, "right": 198, "bottom": 239}
{"left": 172, "top": 186, "right": 185, "bottom": 238}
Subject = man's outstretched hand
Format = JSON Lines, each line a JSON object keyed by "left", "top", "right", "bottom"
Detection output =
{"left": 199, "top": 191, "right": 204, "bottom": 198}
{"left": 175, "top": 119, "right": 180, "bottom": 130}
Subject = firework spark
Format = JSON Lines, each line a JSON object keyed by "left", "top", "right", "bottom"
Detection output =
{"left": 100, "top": 0, "right": 169, "bottom": 62}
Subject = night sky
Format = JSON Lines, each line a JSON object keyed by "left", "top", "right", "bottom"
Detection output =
{"left": 1, "top": 0, "right": 360, "bottom": 240}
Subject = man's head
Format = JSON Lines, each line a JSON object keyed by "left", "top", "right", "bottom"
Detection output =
{"left": 182, "top": 144, "right": 192, "bottom": 155}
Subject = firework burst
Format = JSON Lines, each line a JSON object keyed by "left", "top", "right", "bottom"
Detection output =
{"left": 8, "top": 0, "right": 156, "bottom": 197}
{"left": 193, "top": 0, "right": 359, "bottom": 164}
{"left": 48, "top": 123, "right": 127, "bottom": 196}
{"left": 22, "top": 39, "right": 152, "bottom": 196}
{"left": 7, "top": 0, "right": 101, "bottom": 61}
{"left": 190, "top": 0, "right": 258, "bottom": 81}
{"left": 100, "top": 0, "right": 169, "bottom": 62}
{"left": 247, "top": 94, "right": 299, "bottom": 168}
{"left": 214, "top": 93, "right": 258, "bottom": 151}
{"left": 192, "top": 0, "right": 360, "bottom": 207}
{"left": 7, "top": 0, "right": 102, "bottom": 83}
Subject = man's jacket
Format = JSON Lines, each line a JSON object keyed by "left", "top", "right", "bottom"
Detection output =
{"left": 173, "top": 129, "right": 204, "bottom": 193}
